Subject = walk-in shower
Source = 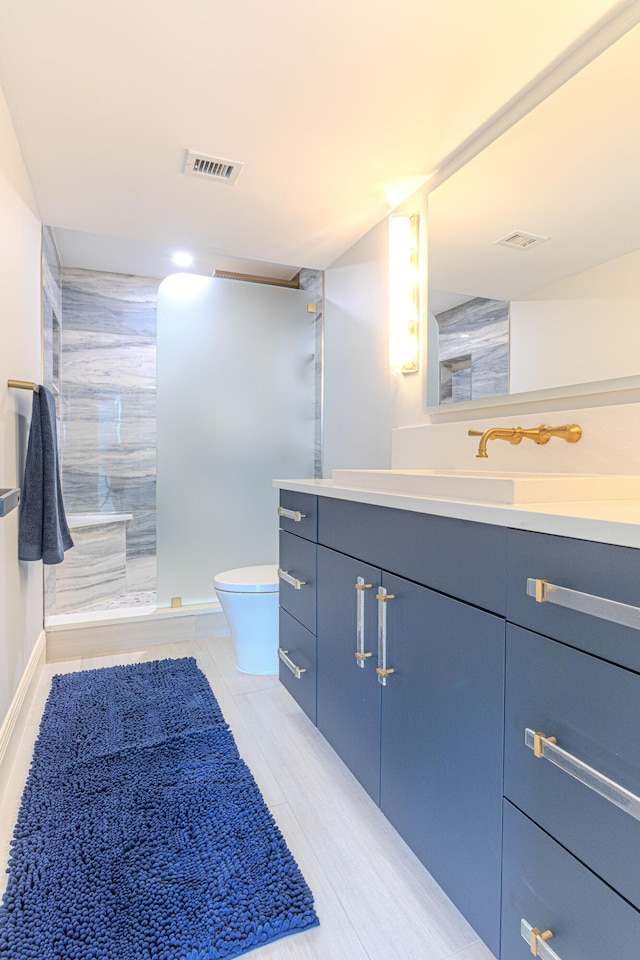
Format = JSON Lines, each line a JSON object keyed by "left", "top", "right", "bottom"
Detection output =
{"left": 42, "top": 228, "right": 321, "bottom": 627}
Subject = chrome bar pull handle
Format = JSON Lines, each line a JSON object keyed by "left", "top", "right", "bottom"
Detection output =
{"left": 527, "top": 577, "right": 640, "bottom": 631}
{"left": 525, "top": 728, "right": 640, "bottom": 822}
{"left": 521, "top": 920, "right": 560, "bottom": 959}
{"left": 376, "top": 587, "right": 395, "bottom": 685}
{"left": 278, "top": 648, "right": 306, "bottom": 679}
{"left": 278, "top": 567, "right": 306, "bottom": 590}
{"left": 355, "top": 577, "right": 373, "bottom": 667}
{"left": 277, "top": 506, "right": 306, "bottom": 522}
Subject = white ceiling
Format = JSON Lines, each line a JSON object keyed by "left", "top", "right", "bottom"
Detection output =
{"left": 0, "top": 0, "right": 629, "bottom": 279}
{"left": 428, "top": 19, "right": 640, "bottom": 306}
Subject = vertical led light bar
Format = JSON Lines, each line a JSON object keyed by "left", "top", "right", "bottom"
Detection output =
{"left": 389, "top": 213, "right": 420, "bottom": 375}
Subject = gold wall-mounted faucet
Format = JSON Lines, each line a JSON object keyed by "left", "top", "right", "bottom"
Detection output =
{"left": 468, "top": 423, "right": 582, "bottom": 459}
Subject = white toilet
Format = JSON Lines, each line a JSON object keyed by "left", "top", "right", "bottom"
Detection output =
{"left": 213, "top": 564, "right": 280, "bottom": 675}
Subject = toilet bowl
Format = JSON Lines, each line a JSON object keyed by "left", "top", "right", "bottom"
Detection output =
{"left": 213, "top": 564, "right": 279, "bottom": 675}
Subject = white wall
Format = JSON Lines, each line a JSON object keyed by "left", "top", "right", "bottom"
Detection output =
{"left": 510, "top": 248, "right": 640, "bottom": 394}
{"left": 392, "top": 396, "right": 640, "bottom": 475}
{"left": 0, "top": 83, "right": 44, "bottom": 725}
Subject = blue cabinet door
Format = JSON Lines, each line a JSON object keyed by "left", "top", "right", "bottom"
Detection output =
{"left": 379, "top": 571, "right": 505, "bottom": 957}
{"left": 316, "top": 546, "right": 381, "bottom": 802}
{"left": 279, "top": 608, "right": 317, "bottom": 724}
{"left": 279, "top": 530, "right": 317, "bottom": 633}
{"left": 506, "top": 528, "right": 640, "bottom": 672}
{"left": 504, "top": 623, "right": 640, "bottom": 910}
{"left": 278, "top": 491, "right": 318, "bottom": 542}
{"left": 501, "top": 799, "right": 640, "bottom": 960}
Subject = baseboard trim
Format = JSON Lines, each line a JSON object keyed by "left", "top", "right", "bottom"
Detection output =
{"left": 0, "top": 629, "right": 46, "bottom": 770}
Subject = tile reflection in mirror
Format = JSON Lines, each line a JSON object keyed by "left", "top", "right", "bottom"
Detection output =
{"left": 435, "top": 297, "right": 509, "bottom": 403}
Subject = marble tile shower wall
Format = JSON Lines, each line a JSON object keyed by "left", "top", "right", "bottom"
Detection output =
{"left": 42, "top": 227, "right": 62, "bottom": 618}
{"left": 60, "top": 268, "right": 160, "bottom": 594}
{"left": 42, "top": 226, "right": 61, "bottom": 388}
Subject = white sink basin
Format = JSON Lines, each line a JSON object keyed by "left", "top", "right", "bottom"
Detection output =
{"left": 330, "top": 469, "right": 640, "bottom": 505}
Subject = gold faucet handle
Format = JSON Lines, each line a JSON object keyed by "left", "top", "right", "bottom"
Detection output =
{"left": 467, "top": 429, "right": 484, "bottom": 437}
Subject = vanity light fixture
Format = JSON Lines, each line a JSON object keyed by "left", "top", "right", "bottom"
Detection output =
{"left": 389, "top": 213, "right": 420, "bottom": 375}
{"left": 172, "top": 251, "right": 194, "bottom": 268}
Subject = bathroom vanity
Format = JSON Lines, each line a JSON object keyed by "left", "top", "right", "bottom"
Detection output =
{"left": 275, "top": 478, "right": 640, "bottom": 960}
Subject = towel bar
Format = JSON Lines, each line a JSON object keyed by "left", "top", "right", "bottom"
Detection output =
{"left": 0, "top": 488, "right": 20, "bottom": 517}
{"left": 8, "top": 379, "right": 40, "bottom": 393}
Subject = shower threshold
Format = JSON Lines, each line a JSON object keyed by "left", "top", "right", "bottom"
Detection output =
{"left": 45, "top": 598, "right": 222, "bottom": 631}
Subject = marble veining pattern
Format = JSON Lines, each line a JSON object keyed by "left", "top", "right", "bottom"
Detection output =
{"left": 66, "top": 590, "right": 157, "bottom": 614}
{"left": 436, "top": 297, "right": 509, "bottom": 403}
{"left": 42, "top": 227, "right": 63, "bottom": 618}
{"left": 59, "top": 267, "right": 159, "bottom": 598}
{"left": 53, "top": 517, "right": 129, "bottom": 613}
{"left": 42, "top": 227, "right": 62, "bottom": 389}
{"left": 61, "top": 269, "right": 158, "bottom": 336}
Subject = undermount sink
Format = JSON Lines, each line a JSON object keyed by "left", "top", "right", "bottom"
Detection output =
{"left": 330, "top": 469, "right": 640, "bottom": 505}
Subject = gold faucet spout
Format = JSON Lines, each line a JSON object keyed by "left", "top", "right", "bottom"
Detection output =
{"left": 467, "top": 427, "right": 522, "bottom": 458}
{"left": 468, "top": 423, "right": 582, "bottom": 459}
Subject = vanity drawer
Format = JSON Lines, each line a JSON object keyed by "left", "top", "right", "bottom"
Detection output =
{"left": 278, "top": 530, "right": 317, "bottom": 632}
{"left": 506, "top": 528, "right": 640, "bottom": 671}
{"left": 504, "top": 623, "right": 640, "bottom": 910}
{"left": 278, "top": 491, "right": 318, "bottom": 542}
{"left": 278, "top": 608, "right": 317, "bottom": 724}
{"left": 501, "top": 800, "right": 640, "bottom": 960}
{"left": 317, "top": 497, "right": 507, "bottom": 614}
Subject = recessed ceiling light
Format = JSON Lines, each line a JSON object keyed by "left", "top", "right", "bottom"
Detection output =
{"left": 172, "top": 251, "right": 193, "bottom": 267}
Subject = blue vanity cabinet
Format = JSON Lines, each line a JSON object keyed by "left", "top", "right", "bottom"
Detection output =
{"left": 278, "top": 493, "right": 318, "bottom": 722}
{"left": 279, "top": 489, "right": 640, "bottom": 958}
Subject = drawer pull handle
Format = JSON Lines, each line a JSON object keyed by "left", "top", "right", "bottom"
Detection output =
{"left": 525, "top": 728, "right": 640, "bottom": 822}
{"left": 278, "top": 568, "right": 306, "bottom": 590}
{"left": 376, "top": 588, "right": 395, "bottom": 685}
{"left": 527, "top": 577, "right": 640, "bottom": 631}
{"left": 355, "top": 577, "right": 373, "bottom": 668}
{"left": 521, "top": 920, "right": 559, "bottom": 959}
{"left": 278, "top": 506, "right": 306, "bottom": 522}
{"left": 278, "top": 648, "right": 306, "bottom": 679}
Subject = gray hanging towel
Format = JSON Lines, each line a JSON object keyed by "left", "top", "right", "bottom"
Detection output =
{"left": 18, "top": 386, "right": 74, "bottom": 564}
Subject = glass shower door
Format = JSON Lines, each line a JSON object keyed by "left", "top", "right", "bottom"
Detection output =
{"left": 156, "top": 274, "right": 318, "bottom": 608}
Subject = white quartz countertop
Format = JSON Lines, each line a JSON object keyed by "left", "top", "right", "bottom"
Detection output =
{"left": 273, "top": 477, "right": 640, "bottom": 549}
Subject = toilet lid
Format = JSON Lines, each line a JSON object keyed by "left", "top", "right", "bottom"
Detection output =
{"left": 213, "top": 564, "right": 279, "bottom": 593}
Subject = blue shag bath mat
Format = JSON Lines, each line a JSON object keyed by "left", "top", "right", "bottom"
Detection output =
{"left": 0, "top": 657, "right": 318, "bottom": 960}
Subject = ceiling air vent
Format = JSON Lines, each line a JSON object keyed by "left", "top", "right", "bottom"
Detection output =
{"left": 495, "top": 231, "right": 548, "bottom": 250}
{"left": 183, "top": 150, "right": 244, "bottom": 185}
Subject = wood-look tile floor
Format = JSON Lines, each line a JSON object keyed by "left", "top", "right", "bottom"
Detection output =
{"left": 0, "top": 636, "right": 496, "bottom": 960}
